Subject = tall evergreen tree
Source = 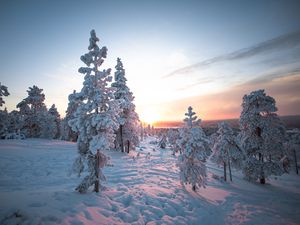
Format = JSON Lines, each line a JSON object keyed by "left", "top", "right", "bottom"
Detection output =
{"left": 69, "top": 30, "right": 120, "bottom": 193}
{"left": 111, "top": 58, "right": 139, "bottom": 153}
{"left": 239, "top": 89, "right": 286, "bottom": 184}
{"left": 177, "top": 106, "right": 210, "bottom": 191}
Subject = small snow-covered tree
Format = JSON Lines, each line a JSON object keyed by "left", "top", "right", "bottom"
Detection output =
{"left": 0, "top": 108, "right": 9, "bottom": 138}
{"left": 158, "top": 134, "right": 167, "bottom": 149}
{"left": 7, "top": 110, "right": 24, "bottom": 135}
{"left": 285, "top": 129, "right": 300, "bottom": 174}
{"left": 48, "top": 104, "right": 61, "bottom": 139}
{"left": 0, "top": 83, "right": 10, "bottom": 138}
{"left": 167, "top": 128, "right": 180, "bottom": 154}
{"left": 0, "top": 82, "right": 9, "bottom": 107}
{"left": 17, "top": 85, "right": 51, "bottom": 138}
{"left": 239, "top": 89, "right": 286, "bottom": 184}
{"left": 69, "top": 30, "right": 120, "bottom": 193}
{"left": 61, "top": 90, "right": 81, "bottom": 141}
{"left": 211, "top": 122, "right": 243, "bottom": 181}
{"left": 177, "top": 106, "right": 210, "bottom": 190}
{"left": 111, "top": 58, "right": 139, "bottom": 153}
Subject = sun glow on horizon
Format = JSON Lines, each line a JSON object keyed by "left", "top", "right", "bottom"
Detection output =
{"left": 139, "top": 108, "right": 161, "bottom": 125}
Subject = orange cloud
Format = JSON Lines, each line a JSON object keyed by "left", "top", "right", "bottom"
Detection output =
{"left": 155, "top": 73, "right": 300, "bottom": 121}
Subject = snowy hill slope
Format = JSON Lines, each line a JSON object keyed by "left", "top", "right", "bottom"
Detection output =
{"left": 0, "top": 137, "right": 299, "bottom": 225}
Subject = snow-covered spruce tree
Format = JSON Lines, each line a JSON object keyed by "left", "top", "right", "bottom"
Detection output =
{"left": 48, "top": 104, "right": 61, "bottom": 139}
{"left": 285, "top": 129, "right": 300, "bottom": 174}
{"left": 0, "top": 83, "right": 10, "bottom": 138}
{"left": 7, "top": 110, "right": 24, "bottom": 136}
{"left": 140, "top": 122, "right": 144, "bottom": 141}
{"left": 211, "top": 122, "right": 243, "bottom": 181}
{"left": 158, "top": 134, "right": 167, "bottom": 149}
{"left": 69, "top": 30, "right": 120, "bottom": 193}
{"left": 61, "top": 90, "right": 81, "bottom": 141}
{"left": 239, "top": 89, "right": 286, "bottom": 184}
{"left": 0, "top": 82, "right": 9, "bottom": 107}
{"left": 16, "top": 85, "right": 49, "bottom": 138}
{"left": 167, "top": 128, "right": 180, "bottom": 155}
{"left": 0, "top": 108, "right": 9, "bottom": 138}
{"left": 111, "top": 58, "right": 139, "bottom": 153}
{"left": 177, "top": 106, "right": 211, "bottom": 191}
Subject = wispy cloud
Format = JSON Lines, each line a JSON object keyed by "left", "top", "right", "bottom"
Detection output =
{"left": 158, "top": 72, "right": 300, "bottom": 120}
{"left": 164, "top": 30, "right": 300, "bottom": 78}
{"left": 176, "top": 77, "right": 214, "bottom": 91}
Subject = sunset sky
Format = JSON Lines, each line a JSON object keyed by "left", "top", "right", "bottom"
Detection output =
{"left": 1, "top": 0, "right": 300, "bottom": 123}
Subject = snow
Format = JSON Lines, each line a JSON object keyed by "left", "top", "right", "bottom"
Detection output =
{"left": 0, "top": 137, "right": 300, "bottom": 225}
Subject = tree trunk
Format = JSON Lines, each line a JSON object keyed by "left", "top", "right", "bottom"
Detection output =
{"left": 294, "top": 149, "right": 299, "bottom": 175}
{"left": 228, "top": 159, "right": 232, "bottom": 182}
{"left": 120, "top": 125, "right": 124, "bottom": 152}
{"left": 127, "top": 140, "right": 130, "bottom": 153}
{"left": 94, "top": 150, "right": 100, "bottom": 192}
{"left": 192, "top": 185, "right": 196, "bottom": 191}
{"left": 224, "top": 161, "right": 227, "bottom": 181}
{"left": 259, "top": 153, "right": 265, "bottom": 184}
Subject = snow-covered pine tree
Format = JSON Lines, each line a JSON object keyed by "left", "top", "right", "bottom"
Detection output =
{"left": 158, "top": 134, "right": 167, "bottom": 149}
{"left": 211, "top": 122, "right": 243, "bottom": 181}
{"left": 0, "top": 82, "right": 9, "bottom": 107}
{"left": 140, "top": 122, "right": 144, "bottom": 141}
{"left": 17, "top": 85, "right": 51, "bottom": 138}
{"left": 48, "top": 104, "right": 61, "bottom": 139}
{"left": 0, "top": 108, "right": 9, "bottom": 138}
{"left": 285, "top": 129, "right": 300, "bottom": 174}
{"left": 239, "top": 89, "right": 286, "bottom": 184}
{"left": 69, "top": 30, "right": 120, "bottom": 193}
{"left": 177, "top": 106, "right": 210, "bottom": 190}
{"left": 168, "top": 128, "right": 180, "bottom": 155}
{"left": 111, "top": 58, "right": 139, "bottom": 153}
{"left": 61, "top": 90, "right": 81, "bottom": 141}
{"left": 0, "top": 83, "right": 10, "bottom": 138}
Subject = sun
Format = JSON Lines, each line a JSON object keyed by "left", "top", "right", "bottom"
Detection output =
{"left": 140, "top": 109, "right": 160, "bottom": 125}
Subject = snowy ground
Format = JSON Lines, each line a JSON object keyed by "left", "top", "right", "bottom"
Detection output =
{"left": 0, "top": 137, "right": 299, "bottom": 225}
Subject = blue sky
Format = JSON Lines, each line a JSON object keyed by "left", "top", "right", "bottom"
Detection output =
{"left": 1, "top": 0, "right": 300, "bottom": 121}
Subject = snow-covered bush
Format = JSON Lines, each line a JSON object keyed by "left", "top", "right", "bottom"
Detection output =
{"left": 211, "top": 122, "right": 243, "bottom": 181}
{"left": 177, "top": 106, "right": 210, "bottom": 190}
{"left": 239, "top": 89, "right": 286, "bottom": 184}
{"left": 69, "top": 30, "right": 120, "bottom": 193}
